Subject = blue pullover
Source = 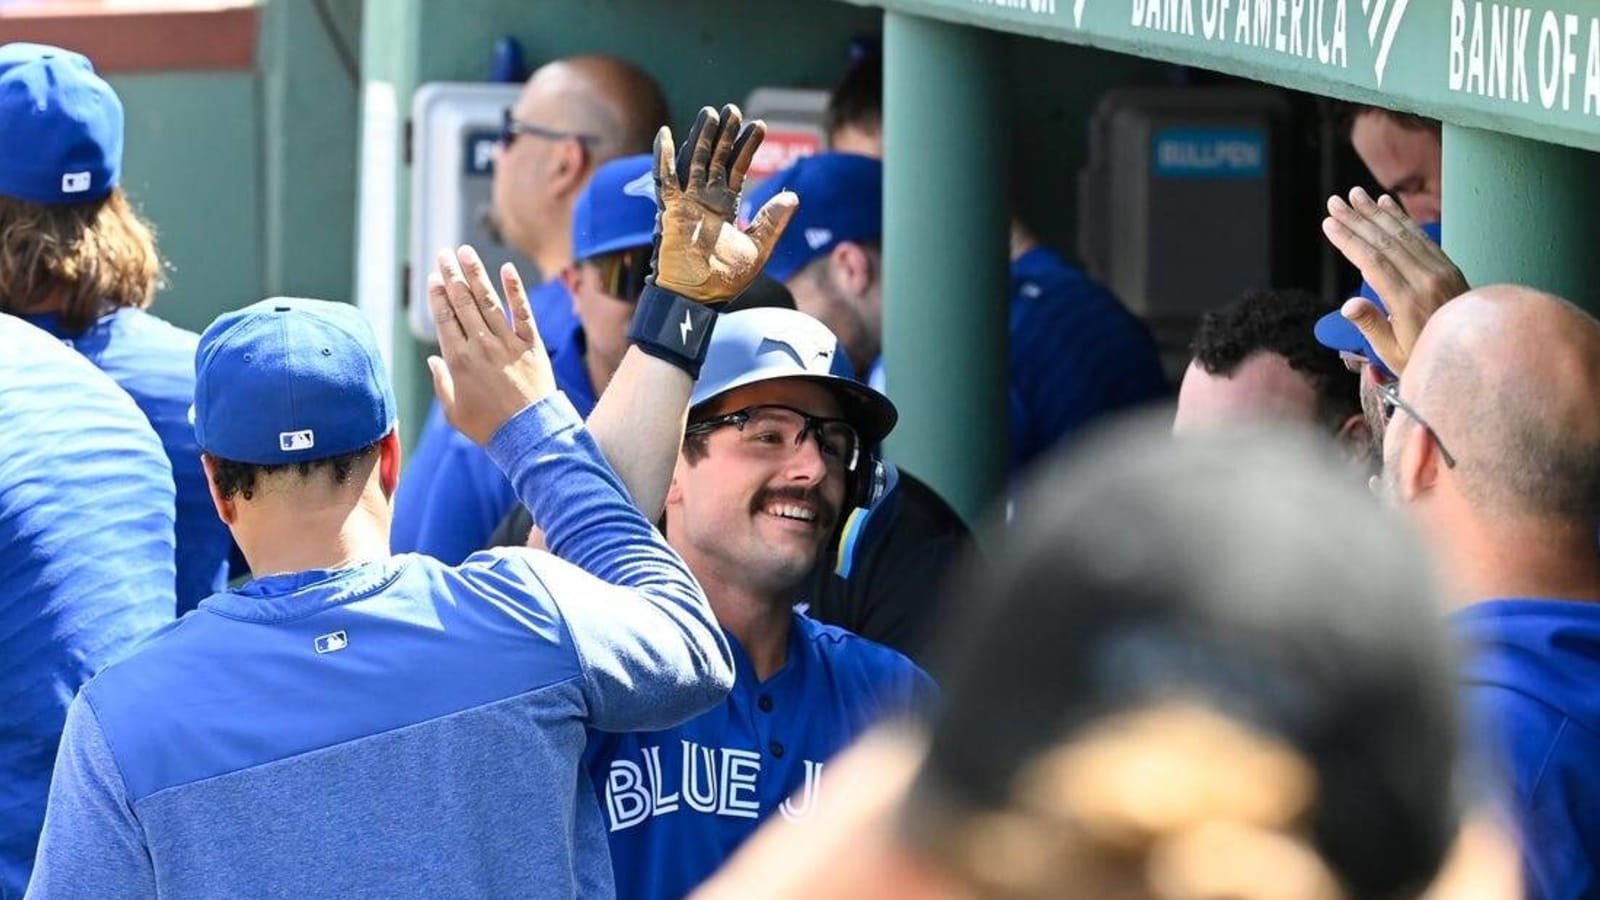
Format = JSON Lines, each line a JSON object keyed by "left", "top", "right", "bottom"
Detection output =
{"left": 586, "top": 613, "right": 935, "bottom": 900}
{"left": 1456, "top": 599, "right": 1600, "bottom": 900}
{"left": 393, "top": 280, "right": 596, "bottom": 564}
{"left": 0, "top": 314, "right": 174, "bottom": 899}
{"left": 25, "top": 395, "right": 733, "bottom": 899}
{"left": 26, "top": 308, "right": 232, "bottom": 613}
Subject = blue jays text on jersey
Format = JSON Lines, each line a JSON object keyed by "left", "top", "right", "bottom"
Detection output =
{"left": 585, "top": 612, "right": 935, "bottom": 900}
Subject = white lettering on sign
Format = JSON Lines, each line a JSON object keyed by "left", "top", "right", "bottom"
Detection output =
{"left": 968, "top": 0, "right": 1059, "bottom": 14}
{"left": 1134, "top": 0, "right": 1350, "bottom": 72}
{"left": 1449, "top": 0, "right": 1600, "bottom": 116}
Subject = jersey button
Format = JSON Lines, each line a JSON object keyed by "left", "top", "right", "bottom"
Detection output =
{"left": 769, "top": 740, "right": 785, "bottom": 758}
{"left": 758, "top": 694, "right": 774, "bottom": 713}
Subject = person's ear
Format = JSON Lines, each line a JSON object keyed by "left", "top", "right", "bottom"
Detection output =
{"left": 547, "top": 139, "right": 589, "bottom": 197}
{"left": 1334, "top": 412, "right": 1376, "bottom": 470}
{"left": 830, "top": 242, "right": 875, "bottom": 300}
{"left": 1396, "top": 422, "right": 1443, "bottom": 502}
{"left": 200, "top": 454, "right": 237, "bottom": 526}
{"left": 378, "top": 430, "right": 402, "bottom": 499}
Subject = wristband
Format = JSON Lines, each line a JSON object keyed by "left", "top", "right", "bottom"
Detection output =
{"left": 627, "top": 284, "right": 719, "bottom": 378}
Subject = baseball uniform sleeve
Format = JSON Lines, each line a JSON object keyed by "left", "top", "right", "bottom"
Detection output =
{"left": 486, "top": 394, "right": 734, "bottom": 732}
{"left": 25, "top": 697, "right": 156, "bottom": 900}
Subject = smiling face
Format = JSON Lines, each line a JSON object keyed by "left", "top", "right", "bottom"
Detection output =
{"left": 666, "top": 378, "right": 851, "bottom": 599}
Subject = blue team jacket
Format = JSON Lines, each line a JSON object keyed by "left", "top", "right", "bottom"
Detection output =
{"left": 393, "top": 279, "right": 596, "bottom": 563}
{"left": 25, "top": 308, "right": 232, "bottom": 613}
{"left": 24, "top": 396, "right": 733, "bottom": 900}
{"left": 586, "top": 613, "right": 935, "bottom": 900}
{"left": 1456, "top": 599, "right": 1600, "bottom": 900}
{"left": 0, "top": 315, "right": 175, "bottom": 899}
{"left": 869, "top": 249, "right": 1168, "bottom": 476}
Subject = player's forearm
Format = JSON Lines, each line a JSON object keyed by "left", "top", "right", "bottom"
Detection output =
{"left": 582, "top": 347, "right": 694, "bottom": 521}
{"left": 487, "top": 393, "right": 694, "bottom": 595}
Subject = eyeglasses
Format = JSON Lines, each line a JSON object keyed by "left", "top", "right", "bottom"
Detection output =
{"left": 585, "top": 248, "right": 652, "bottom": 302}
{"left": 1338, "top": 351, "right": 1370, "bottom": 374}
{"left": 686, "top": 405, "right": 862, "bottom": 472}
{"left": 1376, "top": 380, "right": 1457, "bottom": 468}
{"left": 499, "top": 108, "right": 600, "bottom": 148}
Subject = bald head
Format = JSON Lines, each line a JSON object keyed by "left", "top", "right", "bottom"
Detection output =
{"left": 1404, "top": 284, "right": 1600, "bottom": 523}
{"left": 519, "top": 55, "right": 668, "bottom": 159}
{"left": 493, "top": 55, "right": 668, "bottom": 272}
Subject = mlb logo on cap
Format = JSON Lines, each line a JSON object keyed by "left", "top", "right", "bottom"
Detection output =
{"left": 61, "top": 171, "right": 92, "bottom": 194}
{"left": 279, "top": 430, "right": 316, "bottom": 453}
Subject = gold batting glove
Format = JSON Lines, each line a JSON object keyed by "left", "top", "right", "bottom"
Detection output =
{"left": 649, "top": 103, "right": 798, "bottom": 304}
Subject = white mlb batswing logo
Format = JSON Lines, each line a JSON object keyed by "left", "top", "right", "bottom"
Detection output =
{"left": 279, "top": 430, "right": 315, "bottom": 452}
{"left": 61, "top": 172, "right": 92, "bottom": 194}
{"left": 314, "top": 631, "right": 348, "bottom": 654}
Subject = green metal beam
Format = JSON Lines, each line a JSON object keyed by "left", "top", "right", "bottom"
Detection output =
{"left": 882, "top": 11, "right": 1010, "bottom": 525}
{"left": 1443, "top": 124, "right": 1600, "bottom": 314}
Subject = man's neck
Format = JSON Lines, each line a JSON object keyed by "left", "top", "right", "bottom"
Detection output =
{"left": 235, "top": 500, "right": 393, "bottom": 579}
{"left": 1438, "top": 515, "right": 1600, "bottom": 607}
{"left": 696, "top": 566, "right": 794, "bottom": 681}
{"left": 583, "top": 346, "right": 622, "bottom": 399}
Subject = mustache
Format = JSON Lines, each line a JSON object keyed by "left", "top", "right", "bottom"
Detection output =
{"left": 751, "top": 485, "right": 838, "bottom": 532}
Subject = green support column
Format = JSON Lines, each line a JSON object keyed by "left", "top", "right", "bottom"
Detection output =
{"left": 882, "top": 12, "right": 1009, "bottom": 526}
{"left": 1442, "top": 126, "right": 1600, "bottom": 315}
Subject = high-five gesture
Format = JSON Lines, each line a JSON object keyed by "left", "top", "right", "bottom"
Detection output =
{"left": 1322, "top": 187, "right": 1468, "bottom": 375}
{"left": 650, "top": 104, "right": 797, "bottom": 303}
{"left": 426, "top": 245, "right": 556, "bottom": 445}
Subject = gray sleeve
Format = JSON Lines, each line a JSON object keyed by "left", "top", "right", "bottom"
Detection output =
{"left": 24, "top": 697, "right": 156, "bottom": 900}
{"left": 486, "top": 395, "right": 733, "bottom": 731}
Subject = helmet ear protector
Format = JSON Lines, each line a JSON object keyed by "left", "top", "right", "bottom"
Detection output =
{"left": 833, "top": 455, "right": 897, "bottom": 579}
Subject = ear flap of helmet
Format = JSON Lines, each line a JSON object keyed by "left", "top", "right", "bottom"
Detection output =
{"left": 832, "top": 456, "right": 895, "bottom": 579}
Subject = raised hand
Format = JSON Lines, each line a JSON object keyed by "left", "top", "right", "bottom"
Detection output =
{"left": 1323, "top": 187, "right": 1468, "bottom": 375}
{"left": 650, "top": 104, "right": 798, "bottom": 303}
{"left": 426, "top": 245, "right": 556, "bottom": 445}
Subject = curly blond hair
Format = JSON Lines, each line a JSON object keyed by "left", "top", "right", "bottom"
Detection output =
{"left": 0, "top": 189, "right": 165, "bottom": 334}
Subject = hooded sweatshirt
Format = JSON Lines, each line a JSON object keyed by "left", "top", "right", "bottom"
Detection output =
{"left": 1455, "top": 599, "right": 1600, "bottom": 900}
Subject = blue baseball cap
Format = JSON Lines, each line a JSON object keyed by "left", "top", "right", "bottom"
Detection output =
{"left": 691, "top": 307, "right": 896, "bottom": 444}
{"left": 572, "top": 154, "right": 658, "bottom": 262}
{"left": 0, "top": 43, "right": 122, "bottom": 205}
{"left": 194, "top": 298, "right": 397, "bottom": 466}
{"left": 740, "top": 153, "right": 882, "bottom": 282}
{"left": 1315, "top": 221, "right": 1442, "bottom": 377}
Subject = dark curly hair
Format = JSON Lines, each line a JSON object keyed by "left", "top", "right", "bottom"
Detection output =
{"left": 208, "top": 440, "right": 382, "bottom": 501}
{"left": 1191, "top": 289, "right": 1359, "bottom": 432}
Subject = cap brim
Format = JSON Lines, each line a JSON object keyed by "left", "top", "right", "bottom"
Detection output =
{"left": 1314, "top": 308, "right": 1367, "bottom": 353}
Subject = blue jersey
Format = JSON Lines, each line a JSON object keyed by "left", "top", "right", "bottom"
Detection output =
{"left": 25, "top": 396, "right": 732, "bottom": 900}
{"left": 585, "top": 613, "right": 935, "bottom": 900}
{"left": 868, "top": 250, "right": 1168, "bottom": 476}
{"left": 1006, "top": 248, "right": 1168, "bottom": 471}
{"left": 1456, "top": 599, "right": 1600, "bottom": 900}
{"left": 26, "top": 308, "right": 232, "bottom": 613}
{"left": 0, "top": 314, "right": 175, "bottom": 898}
{"left": 392, "top": 279, "right": 597, "bottom": 563}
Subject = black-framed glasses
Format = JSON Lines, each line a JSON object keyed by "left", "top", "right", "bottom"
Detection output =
{"left": 499, "top": 108, "right": 601, "bottom": 148}
{"left": 686, "top": 405, "right": 862, "bottom": 472}
{"left": 1376, "top": 380, "right": 1457, "bottom": 468}
{"left": 584, "top": 248, "right": 651, "bottom": 302}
